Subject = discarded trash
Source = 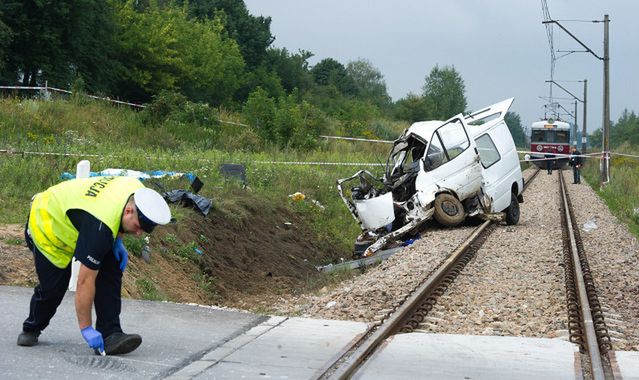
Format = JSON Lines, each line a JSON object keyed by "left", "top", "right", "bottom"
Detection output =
{"left": 61, "top": 168, "right": 204, "bottom": 193}
{"left": 289, "top": 192, "right": 305, "bottom": 201}
{"left": 325, "top": 301, "right": 337, "bottom": 309}
{"left": 163, "top": 189, "right": 213, "bottom": 216}
{"left": 219, "top": 163, "right": 248, "bottom": 187}
{"left": 401, "top": 234, "right": 421, "bottom": 247}
{"left": 317, "top": 247, "right": 403, "bottom": 273}
{"left": 142, "top": 236, "right": 151, "bottom": 263}
{"left": 311, "top": 199, "right": 325, "bottom": 210}
{"left": 583, "top": 220, "right": 598, "bottom": 232}
{"left": 194, "top": 247, "right": 203, "bottom": 255}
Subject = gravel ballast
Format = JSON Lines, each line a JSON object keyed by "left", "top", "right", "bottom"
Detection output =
{"left": 268, "top": 168, "right": 639, "bottom": 351}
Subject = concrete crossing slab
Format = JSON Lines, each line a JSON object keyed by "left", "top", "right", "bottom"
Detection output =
{"left": 613, "top": 351, "right": 639, "bottom": 380}
{"left": 1, "top": 286, "right": 263, "bottom": 379}
{"left": 352, "top": 332, "right": 581, "bottom": 380}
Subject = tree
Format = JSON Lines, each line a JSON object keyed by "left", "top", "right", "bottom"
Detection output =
{"left": 266, "top": 48, "right": 313, "bottom": 94}
{"left": 504, "top": 112, "right": 526, "bottom": 147}
{"left": 172, "top": 14, "right": 245, "bottom": 104}
{"left": 589, "top": 128, "right": 602, "bottom": 149}
{"left": 610, "top": 109, "right": 639, "bottom": 148}
{"left": 310, "top": 58, "right": 357, "bottom": 97}
{"left": 422, "top": 65, "right": 467, "bottom": 120}
{"left": 112, "top": 3, "right": 244, "bottom": 104}
{"left": 243, "top": 87, "right": 276, "bottom": 141}
{"left": 1, "top": 0, "right": 119, "bottom": 90}
{"left": 174, "top": 0, "right": 274, "bottom": 69}
{"left": 0, "top": 19, "right": 11, "bottom": 75}
{"left": 346, "top": 59, "right": 391, "bottom": 108}
{"left": 393, "top": 93, "right": 433, "bottom": 123}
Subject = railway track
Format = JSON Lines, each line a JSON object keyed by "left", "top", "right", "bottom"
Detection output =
{"left": 558, "top": 169, "right": 614, "bottom": 379}
{"left": 313, "top": 167, "right": 618, "bottom": 380}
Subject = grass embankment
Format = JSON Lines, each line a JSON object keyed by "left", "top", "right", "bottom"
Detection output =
{"left": 582, "top": 152, "right": 639, "bottom": 237}
{"left": 0, "top": 96, "right": 392, "bottom": 238}
{"left": 0, "top": 96, "right": 401, "bottom": 302}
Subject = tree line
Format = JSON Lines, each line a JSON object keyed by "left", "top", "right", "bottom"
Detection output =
{"left": 0, "top": 0, "right": 527, "bottom": 148}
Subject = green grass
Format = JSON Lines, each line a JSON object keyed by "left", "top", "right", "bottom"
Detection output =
{"left": 582, "top": 153, "right": 639, "bottom": 237}
{"left": 135, "top": 278, "right": 165, "bottom": 301}
{"left": 0, "top": 97, "right": 389, "bottom": 253}
{"left": 1, "top": 236, "right": 24, "bottom": 245}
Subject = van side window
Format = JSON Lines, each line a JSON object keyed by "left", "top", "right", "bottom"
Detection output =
{"left": 475, "top": 133, "right": 501, "bottom": 168}
{"left": 437, "top": 119, "right": 470, "bottom": 160}
{"left": 425, "top": 134, "right": 447, "bottom": 171}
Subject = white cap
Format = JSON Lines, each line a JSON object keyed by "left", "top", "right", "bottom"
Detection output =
{"left": 134, "top": 188, "right": 171, "bottom": 232}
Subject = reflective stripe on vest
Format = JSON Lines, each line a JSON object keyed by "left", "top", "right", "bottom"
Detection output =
{"left": 28, "top": 176, "right": 145, "bottom": 268}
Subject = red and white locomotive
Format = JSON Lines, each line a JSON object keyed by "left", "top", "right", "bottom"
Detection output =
{"left": 529, "top": 119, "right": 571, "bottom": 169}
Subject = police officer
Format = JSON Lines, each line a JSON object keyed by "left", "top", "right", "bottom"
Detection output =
{"left": 17, "top": 176, "right": 171, "bottom": 355}
{"left": 569, "top": 146, "right": 583, "bottom": 184}
{"left": 544, "top": 152, "right": 555, "bottom": 175}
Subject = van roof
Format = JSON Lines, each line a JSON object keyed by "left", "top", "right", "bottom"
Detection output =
{"left": 406, "top": 98, "right": 515, "bottom": 140}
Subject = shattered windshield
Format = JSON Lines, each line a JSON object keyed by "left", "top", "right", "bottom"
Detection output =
{"left": 385, "top": 135, "right": 427, "bottom": 181}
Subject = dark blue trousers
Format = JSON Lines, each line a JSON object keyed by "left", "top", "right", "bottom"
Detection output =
{"left": 23, "top": 227, "right": 123, "bottom": 338}
{"left": 572, "top": 166, "right": 581, "bottom": 184}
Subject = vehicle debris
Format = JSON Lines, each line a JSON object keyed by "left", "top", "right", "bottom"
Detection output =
{"left": 337, "top": 98, "right": 524, "bottom": 258}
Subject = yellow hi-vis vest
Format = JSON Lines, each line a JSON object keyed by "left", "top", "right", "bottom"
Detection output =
{"left": 28, "top": 176, "right": 145, "bottom": 268}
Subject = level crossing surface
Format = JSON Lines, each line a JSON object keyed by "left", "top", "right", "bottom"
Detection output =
{"left": 2, "top": 286, "right": 638, "bottom": 379}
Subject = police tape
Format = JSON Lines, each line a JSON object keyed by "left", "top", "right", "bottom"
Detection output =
{"left": 254, "top": 160, "right": 384, "bottom": 166}
{"left": 0, "top": 149, "right": 384, "bottom": 167}
{"left": 320, "top": 135, "right": 393, "bottom": 144}
{"left": 0, "top": 149, "right": 102, "bottom": 158}
{"left": 517, "top": 150, "right": 604, "bottom": 161}
{"left": 4, "top": 147, "right": 633, "bottom": 167}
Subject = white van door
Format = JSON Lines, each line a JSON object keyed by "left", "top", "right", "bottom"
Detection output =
{"left": 416, "top": 116, "right": 483, "bottom": 201}
{"left": 475, "top": 122, "right": 520, "bottom": 212}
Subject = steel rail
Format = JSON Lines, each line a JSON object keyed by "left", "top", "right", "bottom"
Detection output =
{"left": 315, "top": 167, "right": 541, "bottom": 380}
{"left": 558, "top": 172, "right": 606, "bottom": 379}
{"left": 322, "top": 220, "right": 492, "bottom": 380}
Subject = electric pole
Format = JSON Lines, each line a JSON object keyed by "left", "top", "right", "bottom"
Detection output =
{"left": 602, "top": 14, "right": 610, "bottom": 184}
{"left": 574, "top": 100, "right": 578, "bottom": 145}
{"left": 542, "top": 15, "right": 611, "bottom": 185}
{"left": 582, "top": 79, "right": 587, "bottom": 153}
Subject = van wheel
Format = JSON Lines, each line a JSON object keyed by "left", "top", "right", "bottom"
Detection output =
{"left": 434, "top": 193, "right": 465, "bottom": 227}
{"left": 504, "top": 192, "right": 520, "bottom": 225}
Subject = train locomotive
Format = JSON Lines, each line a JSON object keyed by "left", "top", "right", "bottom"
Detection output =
{"left": 529, "top": 119, "right": 571, "bottom": 169}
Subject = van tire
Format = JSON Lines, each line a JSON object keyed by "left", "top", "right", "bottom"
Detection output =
{"left": 504, "top": 192, "right": 520, "bottom": 225}
{"left": 434, "top": 193, "right": 465, "bottom": 227}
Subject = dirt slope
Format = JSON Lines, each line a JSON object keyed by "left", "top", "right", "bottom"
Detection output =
{"left": 0, "top": 194, "right": 346, "bottom": 309}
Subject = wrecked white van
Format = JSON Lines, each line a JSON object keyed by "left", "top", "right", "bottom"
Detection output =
{"left": 337, "top": 98, "right": 524, "bottom": 257}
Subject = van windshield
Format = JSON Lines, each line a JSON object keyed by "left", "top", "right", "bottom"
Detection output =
{"left": 385, "top": 135, "right": 427, "bottom": 181}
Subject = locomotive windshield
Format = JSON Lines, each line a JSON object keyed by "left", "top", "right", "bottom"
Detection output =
{"left": 531, "top": 130, "right": 546, "bottom": 142}
{"left": 556, "top": 130, "right": 569, "bottom": 143}
{"left": 531, "top": 129, "right": 570, "bottom": 143}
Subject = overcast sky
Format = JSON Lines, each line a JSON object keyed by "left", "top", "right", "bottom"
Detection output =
{"left": 244, "top": 0, "right": 637, "bottom": 134}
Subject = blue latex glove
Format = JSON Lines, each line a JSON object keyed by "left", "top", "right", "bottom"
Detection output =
{"left": 81, "top": 326, "right": 105, "bottom": 354}
{"left": 113, "top": 237, "right": 128, "bottom": 272}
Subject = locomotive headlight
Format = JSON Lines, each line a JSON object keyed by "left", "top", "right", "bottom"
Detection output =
{"left": 524, "top": 154, "right": 531, "bottom": 161}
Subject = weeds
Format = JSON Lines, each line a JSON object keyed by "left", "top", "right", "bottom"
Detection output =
{"left": 2, "top": 237, "right": 24, "bottom": 245}
{"left": 123, "top": 235, "right": 147, "bottom": 258}
{"left": 136, "top": 278, "right": 165, "bottom": 301}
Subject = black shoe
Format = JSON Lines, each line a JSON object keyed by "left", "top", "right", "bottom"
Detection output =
{"left": 103, "top": 332, "right": 142, "bottom": 355}
{"left": 17, "top": 331, "right": 40, "bottom": 346}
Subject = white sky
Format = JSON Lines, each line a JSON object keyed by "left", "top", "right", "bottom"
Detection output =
{"left": 244, "top": 0, "right": 637, "bottom": 134}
